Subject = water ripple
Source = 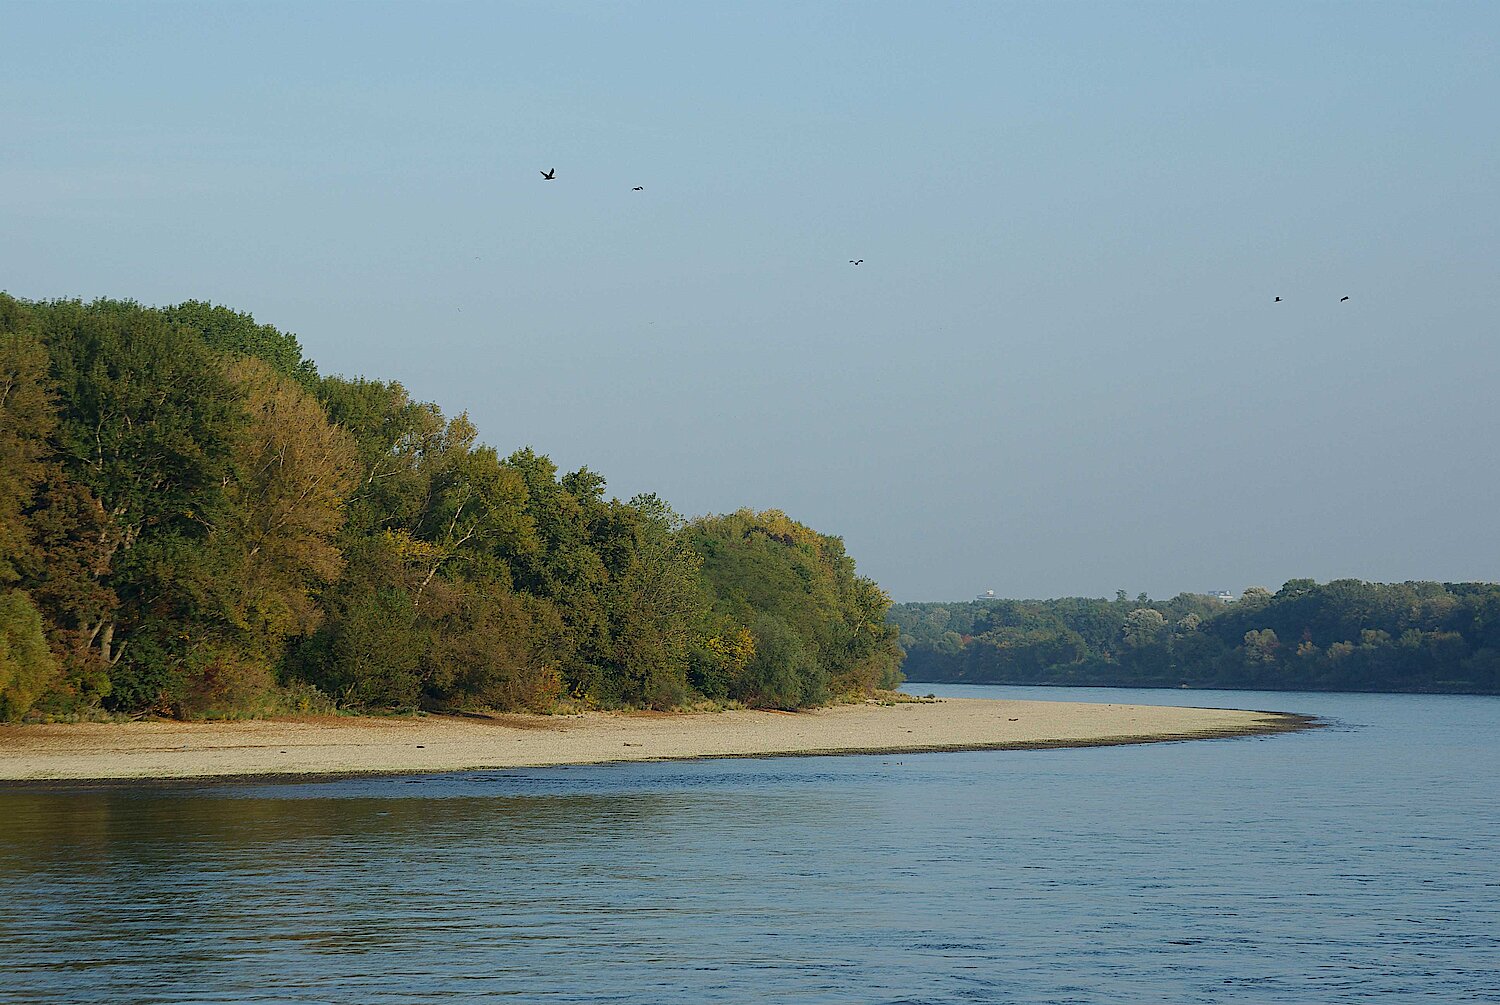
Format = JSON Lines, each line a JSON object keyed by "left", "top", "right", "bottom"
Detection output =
{"left": 2, "top": 687, "right": 1497, "bottom": 1003}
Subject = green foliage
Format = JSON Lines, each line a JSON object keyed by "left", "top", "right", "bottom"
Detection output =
{"left": 420, "top": 582, "right": 565, "bottom": 711}
{"left": 0, "top": 305, "right": 56, "bottom": 584}
{"left": 0, "top": 293, "right": 896, "bottom": 718}
{"left": 686, "top": 509, "right": 902, "bottom": 708}
{"left": 35, "top": 298, "right": 244, "bottom": 544}
{"left": 160, "top": 301, "right": 318, "bottom": 388}
{"left": 0, "top": 590, "right": 58, "bottom": 720}
{"left": 326, "top": 594, "right": 427, "bottom": 707}
{"left": 743, "top": 614, "right": 826, "bottom": 709}
{"left": 894, "top": 580, "right": 1500, "bottom": 694}
{"left": 1123, "top": 608, "right": 1168, "bottom": 648}
{"left": 599, "top": 495, "right": 707, "bottom": 708}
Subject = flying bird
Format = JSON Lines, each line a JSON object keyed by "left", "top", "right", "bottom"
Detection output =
{"left": 540, "top": 168, "right": 556, "bottom": 180}
{"left": 849, "top": 259, "right": 864, "bottom": 265}
{"left": 632, "top": 186, "right": 644, "bottom": 191}
{"left": 1341, "top": 296, "right": 1350, "bottom": 302}
{"left": 1274, "top": 296, "right": 1282, "bottom": 302}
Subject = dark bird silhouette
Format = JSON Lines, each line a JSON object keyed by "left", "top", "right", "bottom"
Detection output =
{"left": 632, "top": 186, "right": 644, "bottom": 191}
{"left": 1274, "top": 296, "right": 1282, "bottom": 302}
{"left": 540, "top": 168, "right": 556, "bottom": 180}
{"left": 849, "top": 259, "right": 864, "bottom": 265}
{"left": 1341, "top": 296, "right": 1350, "bottom": 302}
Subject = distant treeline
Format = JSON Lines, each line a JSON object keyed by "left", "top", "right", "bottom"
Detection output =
{"left": 892, "top": 581, "right": 1500, "bottom": 694}
{"left": 0, "top": 295, "right": 900, "bottom": 720}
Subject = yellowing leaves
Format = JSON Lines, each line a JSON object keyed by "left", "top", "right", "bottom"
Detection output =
{"left": 704, "top": 627, "right": 756, "bottom": 674}
{"left": 384, "top": 528, "right": 443, "bottom": 565}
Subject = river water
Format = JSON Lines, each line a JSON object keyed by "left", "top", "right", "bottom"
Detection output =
{"left": 1, "top": 686, "right": 1496, "bottom": 1004}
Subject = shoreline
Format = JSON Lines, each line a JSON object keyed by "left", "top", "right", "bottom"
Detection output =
{"left": 903, "top": 678, "right": 1500, "bottom": 698}
{"left": 0, "top": 697, "right": 1318, "bottom": 788}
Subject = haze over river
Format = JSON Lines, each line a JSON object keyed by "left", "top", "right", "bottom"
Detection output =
{"left": 2, "top": 686, "right": 1496, "bottom": 1003}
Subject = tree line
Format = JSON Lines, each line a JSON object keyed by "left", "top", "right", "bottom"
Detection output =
{"left": 0, "top": 295, "right": 901, "bottom": 720}
{"left": 892, "top": 580, "right": 1500, "bottom": 694}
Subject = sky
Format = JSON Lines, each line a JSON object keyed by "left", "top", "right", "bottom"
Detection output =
{"left": 3, "top": 1, "right": 1498, "bottom": 602}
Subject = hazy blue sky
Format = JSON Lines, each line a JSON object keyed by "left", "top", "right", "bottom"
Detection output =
{"left": 4, "top": 2, "right": 1497, "bottom": 601}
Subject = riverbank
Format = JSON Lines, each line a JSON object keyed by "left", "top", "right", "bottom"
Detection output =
{"left": 0, "top": 698, "right": 1315, "bottom": 785}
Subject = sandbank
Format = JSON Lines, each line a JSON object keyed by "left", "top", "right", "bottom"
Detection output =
{"left": 0, "top": 698, "right": 1315, "bottom": 785}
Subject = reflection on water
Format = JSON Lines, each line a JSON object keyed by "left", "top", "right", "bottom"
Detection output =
{"left": 2, "top": 688, "right": 1498, "bottom": 1004}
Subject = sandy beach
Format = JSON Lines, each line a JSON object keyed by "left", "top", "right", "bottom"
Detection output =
{"left": 0, "top": 697, "right": 1313, "bottom": 785}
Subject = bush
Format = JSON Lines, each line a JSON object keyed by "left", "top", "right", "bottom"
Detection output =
{"left": 103, "top": 637, "right": 175, "bottom": 714}
{"left": 744, "top": 614, "right": 827, "bottom": 709}
{"left": 0, "top": 590, "right": 58, "bottom": 721}
{"left": 170, "top": 646, "right": 279, "bottom": 719}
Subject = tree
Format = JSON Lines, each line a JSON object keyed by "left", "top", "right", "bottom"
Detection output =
{"left": 15, "top": 471, "right": 118, "bottom": 704}
{"left": 744, "top": 614, "right": 825, "bottom": 709}
{"left": 1242, "top": 628, "right": 1281, "bottom": 664}
{"left": 0, "top": 590, "right": 57, "bottom": 720}
{"left": 5, "top": 292, "right": 915, "bottom": 714}
{"left": 303, "top": 570, "right": 425, "bottom": 707}
{"left": 893, "top": 581, "right": 1500, "bottom": 694}
{"left": 1238, "top": 586, "right": 1273, "bottom": 611}
{"left": 422, "top": 583, "right": 564, "bottom": 711}
{"left": 161, "top": 300, "right": 318, "bottom": 388}
{"left": 686, "top": 509, "right": 900, "bottom": 706}
{"left": 602, "top": 495, "right": 707, "bottom": 707}
{"left": 212, "top": 357, "right": 359, "bottom": 648}
{"left": 35, "top": 299, "right": 244, "bottom": 676}
{"left": 1123, "top": 608, "right": 1167, "bottom": 648}
{"left": 0, "top": 315, "right": 55, "bottom": 584}
{"left": 408, "top": 424, "right": 535, "bottom": 611}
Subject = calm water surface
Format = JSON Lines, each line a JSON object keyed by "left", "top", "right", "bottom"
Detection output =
{"left": 2, "top": 686, "right": 1497, "bottom": 1004}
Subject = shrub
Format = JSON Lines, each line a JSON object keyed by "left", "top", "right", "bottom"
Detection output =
{"left": 0, "top": 590, "right": 58, "bottom": 721}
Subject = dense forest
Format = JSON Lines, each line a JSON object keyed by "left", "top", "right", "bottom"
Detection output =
{"left": 892, "top": 581, "right": 1500, "bottom": 694}
{"left": 0, "top": 295, "right": 901, "bottom": 720}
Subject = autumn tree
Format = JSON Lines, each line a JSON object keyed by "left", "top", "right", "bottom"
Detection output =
{"left": 213, "top": 357, "right": 358, "bottom": 647}
{"left": 3, "top": 293, "right": 909, "bottom": 715}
